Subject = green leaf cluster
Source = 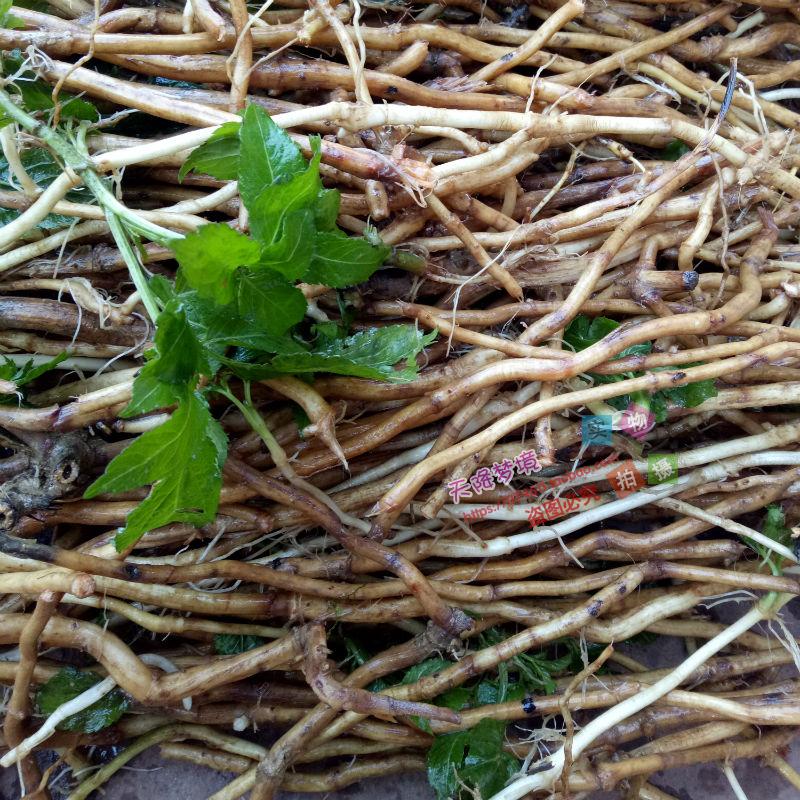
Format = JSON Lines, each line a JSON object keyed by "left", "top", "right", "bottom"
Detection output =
{"left": 179, "top": 106, "right": 389, "bottom": 289}
{"left": 564, "top": 314, "right": 717, "bottom": 423}
{"left": 397, "top": 634, "right": 601, "bottom": 800}
{"left": 35, "top": 667, "right": 130, "bottom": 733}
{"left": 86, "top": 105, "right": 434, "bottom": 551}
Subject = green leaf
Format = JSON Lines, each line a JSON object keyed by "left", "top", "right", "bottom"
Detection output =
{"left": 238, "top": 104, "right": 306, "bottom": 211}
{"left": 247, "top": 146, "right": 322, "bottom": 245}
{"left": 564, "top": 315, "right": 650, "bottom": 360}
{"left": 149, "top": 274, "right": 177, "bottom": 306}
{"left": 314, "top": 187, "right": 341, "bottom": 230}
{"left": 256, "top": 209, "right": 315, "bottom": 280}
{"left": 304, "top": 229, "right": 390, "bottom": 288}
{"left": 341, "top": 636, "right": 371, "bottom": 668}
{"left": 428, "top": 729, "right": 469, "bottom": 800}
{"left": 84, "top": 392, "right": 227, "bottom": 551}
{"left": 0, "top": 147, "right": 91, "bottom": 230}
{"left": 401, "top": 658, "right": 453, "bottom": 685}
{"left": 563, "top": 315, "right": 616, "bottom": 352}
{"left": 459, "top": 719, "right": 520, "bottom": 798}
{"left": 745, "top": 504, "right": 794, "bottom": 574}
{"left": 0, "top": 0, "right": 24, "bottom": 29}
{"left": 478, "top": 629, "right": 600, "bottom": 697}
{"left": 427, "top": 720, "right": 520, "bottom": 800}
{"left": 15, "top": 80, "right": 99, "bottom": 121}
{"left": 267, "top": 326, "right": 436, "bottom": 382}
{"left": 181, "top": 291, "right": 306, "bottom": 358}
{"left": 35, "top": 667, "right": 130, "bottom": 733}
{"left": 0, "top": 353, "right": 67, "bottom": 404}
{"left": 660, "top": 378, "right": 717, "bottom": 410}
{"left": 565, "top": 316, "right": 716, "bottom": 418}
{"left": 0, "top": 352, "right": 67, "bottom": 386}
{"left": 763, "top": 505, "right": 790, "bottom": 546}
{"left": 337, "top": 635, "right": 387, "bottom": 688}
{"left": 1, "top": 52, "right": 98, "bottom": 121}
{"left": 123, "top": 304, "right": 209, "bottom": 417}
{"left": 213, "top": 633, "right": 264, "bottom": 655}
{"left": 235, "top": 268, "right": 307, "bottom": 336}
{"left": 179, "top": 120, "right": 241, "bottom": 181}
{"left": 436, "top": 686, "right": 473, "bottom": 712}
{"left": 170, "top": 223, "right": 261, "bottom": 304}
{"left": 660, "top": 139, "right": 691, "bottom": 160}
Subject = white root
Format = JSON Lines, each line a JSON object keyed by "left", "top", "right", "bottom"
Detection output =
{"left": 489, "top": 597, "right": 787, "bottom": 800}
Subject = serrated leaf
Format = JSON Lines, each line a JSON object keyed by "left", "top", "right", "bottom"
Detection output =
{"left": 248, "top": 146, "right": 322, "bottom": 245}
{"left": 123, "top": 303, "right": 208, "bottom": 417}
{"left": 0, "top": 352, "right": 67, "bottom": 404}
{"left": 427, "top": 720, "right": 520, "bottom": 800}
{"left": 170, "top": 223, "right": 261, "bottom": 304}
{"left": 84, "top": 392, "right": 227, "bottom": 551}
{"left": 304, "top": 229, "right": 390, "bottom": 288}
{"left": 180, "top": 291, "right": 306, "bottom": 358}
{"left": 35, "top": 667, "right": 129, "bottom": 733}
{"left": 0, "top": 352, "right": 67, "bottom": 386}
{"left": 179, "top": 120, "right": 241, "bottom": 181}
{"left": 267, "top": 326, "right": 436, "bottom": 382}
{"left": 238, "top": 104, "right": 306, "bottom": 211}
{"left": 213, "top": 633, "right": 264, "bottom": 655}
{"left": 235, "top": 268, "right": 307, "bottom": 336}
{"left": 256, "top": 209, "right": 315, "bottom": 280}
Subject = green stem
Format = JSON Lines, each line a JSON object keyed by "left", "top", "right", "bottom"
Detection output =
{"left": 106, "top": 213, "right": 161, "bottom": 323}
{"left": 215, "top": 382, "right": 285, "bottom": 467}
{"left": 0, "top": 86, "right": 181, "bottom": 321}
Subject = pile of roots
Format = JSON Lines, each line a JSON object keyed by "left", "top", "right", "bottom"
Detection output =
{"left": 2, "top": 0, "right": 800, "bottom": 798}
